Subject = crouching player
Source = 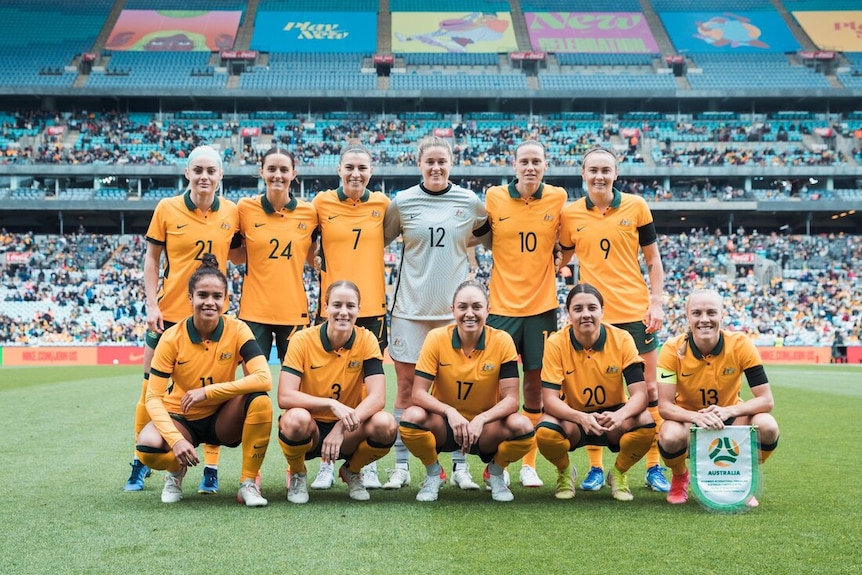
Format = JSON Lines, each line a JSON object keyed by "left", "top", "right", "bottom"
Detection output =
{"left": 658, "top": 289, "right": 779, "bottom": 506}
{"left": 536, "top": 283, "right": 656, "bottom": 501}
{"left": 135, "top": 254, "right": 272, "bottom": 507}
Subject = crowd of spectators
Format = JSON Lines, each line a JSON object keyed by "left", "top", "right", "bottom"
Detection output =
{"left": 2, "top": 228, "right": 859, "bottom": 349}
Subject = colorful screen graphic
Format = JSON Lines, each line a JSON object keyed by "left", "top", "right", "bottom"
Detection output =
{"left": 525, "top": 12, "right": 659, "bottom": 53}
{"left": 660, "top": 11, "right": 800, "bottom": 53}
{"left": 792, "top": 11, "right": 862, "bottom": 51}
{"left": 251, "top": 12, "right": 377, "bottom": 53}
{"left": 392, "top": 12, "right": 518, "bottom": 53}
{"left": 106, "top": 10, "right": 242, "bottom": 51}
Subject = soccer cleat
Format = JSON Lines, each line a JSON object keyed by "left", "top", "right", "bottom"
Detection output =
{"left": 339, "top": 464, "right": 370, "bottom": 501}
{"left": 487, "top": 472, "right": 514, "bottom": 502}
{"left": 161, "top": 472, "right": 184, "bottom": 504}
{"left": 382, "top": 467, "right": 411, "bottom": 490}
{"left": 519, "top": 464, "right": 544, "bottom": 488}
{"left": 666, "top": 471, "right": 690, "bottom": 505}
{"left": 310, "top": 461, "right": 335, "bottom": 490}
{"left": 645, "top": 465, "right": 671, "bottom": 493}
{"left": 197, "top": 466, "right": 219, "bottom": 494}
{"left": 554, "top": 467, "right": 577, "bottom": 500}
{"left": 287, "top": 472, "right": 309, "bottom": 504}
{"left": 482, "top": 465, "right": 510, "bottom": 491}
{"left": 416, "top": 472, "right": 446, "bottom": 502}
{"left": 608, "top": 466, "right": 634, "bottom": 501}
{"left": 580, "top": 466, "right": 605, "bottom": 491}
{"left": 237, "top": 479, "right": 268, "bottom": 507}
{"left": 452, "top": 464, "right": 481, "bottom": 490}
{"left": 360, "top": 462, "right": 383, "bottom": 490}
{"left": 124, "top": 460, "right": 151, "bottom": 492}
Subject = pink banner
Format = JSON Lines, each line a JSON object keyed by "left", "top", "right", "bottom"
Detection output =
{"left": 525, "top": 12, "right": 659, "bottom": 53}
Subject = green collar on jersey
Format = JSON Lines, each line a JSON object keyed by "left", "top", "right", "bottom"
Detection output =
{"left": 569, "top": 324, "right": 607, "bottom": 352}
{"left": 452, "top": 326, "right": 487, "bottom": 351}
{"left": 689, "top": 332, "right": 726, "bottom": 359}
{"left": 319, "top": 322, "right": 357, "bottom": 351}
{"left": 585, "top": 188, "right": 621, "bottom": 211}
{"left": 184, "top": 189, "right": 221, "bottom": 212}
{"left": 186, "top": 316, "right": 225, "bottom": 344}
{"left": 336, "top": 186, "right": 370, "bottom": 203}
{"left": 508, "top": 179, "right": 544, "bottom": 200}
{"left": 261, "top": 192, "right": 297, "bottom": 214}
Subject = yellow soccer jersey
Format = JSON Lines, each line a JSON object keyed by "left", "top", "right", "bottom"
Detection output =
{"left": 281, "top": 323, "right": 383, "bottom": 421}
{"left": 485, "top": 182, "right": 567, "bottom": 317}
{"left": 657, "top": 330, "right": 765, "bottom": 412}
{"left": 147, "top": 315, "right": 271, "bottom": 447}
{"left": 415, "top": 325, "right": 519, "bottom": 420}
{"left": 145, "top": 191, "right": 239, "bottom": 323}
{"left": 559, "top": 190, "right": 655, "bottom": 324}
{"left": 313, "top": 188, "right": 390, "bottom": 319}
{"left": 237, "top": 194, "right": 317, "bottom": 325}
{"left": 541, "top": 323, "right": 643, "bottom": 413}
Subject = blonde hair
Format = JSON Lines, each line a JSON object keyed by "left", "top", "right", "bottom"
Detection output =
{"left": 417, "top": 136, "right": 453, "bottom": 161}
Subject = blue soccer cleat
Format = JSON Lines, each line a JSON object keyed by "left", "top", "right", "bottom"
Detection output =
{"left": 198, "top": 466, "right": 219, "bottom": 494}
{"left": 645, "top": 465, "right": 670, "bottom": 493}
{"left": 579, "top": 466, "right": 605, "bottom": 491}
{"left": 124, "top": 460, "right": 151, "bottom": 492}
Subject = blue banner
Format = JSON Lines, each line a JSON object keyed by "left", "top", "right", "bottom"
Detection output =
{"left": 251, "top": 11, "right": 377, "bottom": 53}
{"left": 659, "top": 11, "right": 800, "bottom": 53}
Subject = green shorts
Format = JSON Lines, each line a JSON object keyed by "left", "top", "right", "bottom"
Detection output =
{"left": 613, "top": 321, "right": 659, "bottom": 354}
{"left": 487, "top": 309, "right": 557, "bottom": 371}
{"left": 245, "top": 321, "right": 307, "bottom": 363}
{"left": 145, "top": 320, "right": 177, "bottom": 349}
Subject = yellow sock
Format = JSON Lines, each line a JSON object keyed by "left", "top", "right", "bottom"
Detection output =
{"left": 616, "top": 425, "right": 656, "bottom": 473}
{"left": 136, "top": 447, "right": 181, "bottom": 473}
{"left": 347, "top": 439, "right": 394, "bottom": 473}
{"left": 399, "top": 422, "right": 438, "bottom": 466}
{"left": 494, "top": 431, "right": 536, "bottom": 469}
{"left": 536, "top": 423, "right": 571, "bottom": 471}
{"left": 521, "top": 408, "right": 542, "bottom": 468}
{"left": 659, "top": 443, "right": 688, "bottom": 476}
{"left": 134, "top": 376, "right": 150, "bottom": 438}
{"left": 203, "top": 444, "right": 220, "bottom": 467}
{"left": 586, "top": 445, "right": 604, "bottom": 469}
{"left": 240, "top": 394, "right": 272, "bottom": 482}
{"left": 278, "top": 433, "right": 313, "bottom": 474}
{"left": 646, "top": 403, "right": 663, "bottom": 467}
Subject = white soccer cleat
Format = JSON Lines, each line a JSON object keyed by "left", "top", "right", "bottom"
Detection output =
{"left": 382, "top": 467, "right": 411, "bottom": 490}
{"left": 451, "top": 464, "right": 480, "bottom": 490}
{"left": 237, "top": 479, "right": 268, "bottom": 507}
{"left": 310, "top": 461, "right": 335, "bottom": 490}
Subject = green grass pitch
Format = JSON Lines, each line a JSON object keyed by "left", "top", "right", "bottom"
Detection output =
{"left": 0, "top": 363, "right": 859, "bottom": 574}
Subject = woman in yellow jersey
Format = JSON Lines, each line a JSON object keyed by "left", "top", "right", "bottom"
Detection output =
{"left": 126, "top": 145, "right": 241, "bottom": 494}
{"left": 536, "top": 283, "right": 656, "bottom": 501}
{"left": 310, "top": 141, "right": 390, "bottom": 490}
{"left": 135, "top": 254, "right": 272, "bottom": 507}
{"left": 277, "top": 281, "right": 397, "bottom": 504}
{"left": 658, "top": 289, "right": 778, "bottom": 506}
{"left": 235, "top": 147, "right": 317, "bottom": 363}
{"left": 558, "top": 146, "right": 668, "bottom": 494}
{"left": 399, "top": 281, "right": 535, "bottom": 502}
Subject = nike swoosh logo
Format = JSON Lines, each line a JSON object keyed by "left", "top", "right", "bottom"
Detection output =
{"left": 328, "top": 215, "right": 340, "bottom": 220}
{"left": 439, "top": 362, "right": 451, "bottom": 367}
{"left": 660, "top": 372, "right": 674, "bottom": 378}
{"left": 565, "top": 369, "right": 575, "bottom": 375}
{"left": 310, "top": 365, "right": 323, "bottom": 370}
{"left": 177, "top": 224, "right": 188, "bottom": 229}
{"left": 644, "top": 337, "right": 654, "bottom": 345}
{"left": 681, "top": 372, "right": 694, "bottom": 377}
{"left": 128, "top": 352, "right": 144, "bottom": 362}
{"left": 177, "top": 360, "right": 190, "bottom": 365}
{"left": 253, "top": 444, "right": 267, "bottom": 449}
{"left": 499, "top": 216, "right": 511, "bottom": 222}
{"left": 576, "top": 226, "right": 587, "bottom": 232}
{"left": 254, "top": 223, "right": 266, "bottom": 227}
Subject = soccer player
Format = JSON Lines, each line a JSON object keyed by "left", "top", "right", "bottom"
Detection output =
{"left": 126, "top": 145, "right": 241, "bottom": 494}
{"left": 481, "top": 140, "right": 567, "bottom": 488}
{"left": 558, "top": 147, "right": 668, "bottom": 494}
{"left": 657, "top": 289, "right": 779, "bottom": 506}
{"left": 310, "top": 141, "right": 390, "bottom": 490}
{"left": 536, "top": 283, "right": 656, "bottom": 501}
{"left": 277, "top": 281, "right": 397, "bottom": 504}
{"left": 135, "top": 254, "right": 271, "bottom": 507}
{"left": 399, "top": 281, "right": 536, "bottom": 502}
{"left": 235, "top": 147, "right": 317, "bottom": 363}
{"left": 382, "top": 136, "right": 488, "bottom": 490}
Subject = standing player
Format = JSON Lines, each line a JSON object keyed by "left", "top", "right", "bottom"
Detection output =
{"left": 482, "top": 140, "right": 566, "bottom": 488}
{"left": 277, "top": 281, "right": 397, "bottom": 504}
{"left": 399, "top": 281, "right": 535, "bottom": 502}
{"left": 235, "top": 147, "right": 317, "bottom": 364}
{"left": 311, "top": 141, "right": 390, "bottom": 490}
{"left": 135, "top": 254, "right": 271, "bottom": 507}
{"left": 536, "top": 284, "right": 656, "bottom": 501}
{"left": 382, "top": 136, "right": 488, "bottom": 490}
{"left": 657, "top": 289, "right": 779, "bottom": 506}
{"left": 558, "top": 147, "right": 668, "bottom": 494}
{"left": 125, "top": 145, "right": 240, "bottom": 494}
